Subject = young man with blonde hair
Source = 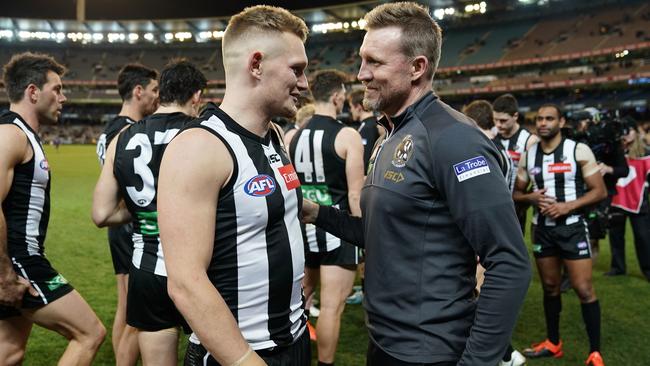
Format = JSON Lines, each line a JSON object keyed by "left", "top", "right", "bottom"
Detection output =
{"left": 158, "top": 6, "right": 310, "bottom": 366}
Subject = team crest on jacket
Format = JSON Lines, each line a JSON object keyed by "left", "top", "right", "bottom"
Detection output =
{"left": 391, "top": 135, "right": 414, "bottom": 168}
{"left": 244, "top": 174, "right": 276, "bottom": 197}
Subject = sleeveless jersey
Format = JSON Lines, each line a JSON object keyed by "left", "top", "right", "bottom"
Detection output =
{"left": 495, "top": 126, "right": 533, "bottom": 169}
{"left": 186, "top": 107, "right": 306, "bottom": 350}
{"left": 525, "top": 137, "right": 586, "bottom": 226}
{"left": 113, "top": 112, "right": 194, "bottom": 276}
{"left": 1, "top": 111, "right": 51, "bottom": 259}
{"left": 96, "top": 115, "right": 135, "bottom": 166}
{"left": 289, "top": 115, "right": 349, "bottom": 253}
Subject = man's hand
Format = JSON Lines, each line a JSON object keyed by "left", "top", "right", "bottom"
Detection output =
{"left": 301, "top": 199, "right": 319, "bottom": 224}
{"left": 527, "top": 188, "right": 551, "bottom": 207}
{"left": 598, "top": 162, "right": 613, "bottom": 176}
{"left": 0, "top": 273, "right": 38, "bottom": 307}
{"left": 540, "top": 201, "right": 574, "bottom": 219}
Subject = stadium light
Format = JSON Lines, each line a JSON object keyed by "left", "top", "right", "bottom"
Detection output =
{"left": 128, "top": 33, "right": 139, "bottom": 42}
{"left": 164, "top": 33, "right": 174, "bottom": 41}
{"left": 144, "top": 33, "right": 154, "bottom": 41}
{"left": 0, "top": 30, "right": 13, "bottom": 39}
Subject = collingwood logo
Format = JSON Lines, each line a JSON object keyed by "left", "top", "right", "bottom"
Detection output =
{"left": 391, "top": 135, "right": 414, "bottom": 168}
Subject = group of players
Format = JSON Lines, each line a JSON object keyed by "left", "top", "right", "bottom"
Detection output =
{"left": 0, "top": 2, "right": 615, "bottom": 366}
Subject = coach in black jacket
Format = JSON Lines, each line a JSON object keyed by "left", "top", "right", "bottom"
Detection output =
{"left": 302, "top": 3, "right": 531, "bottom": 365}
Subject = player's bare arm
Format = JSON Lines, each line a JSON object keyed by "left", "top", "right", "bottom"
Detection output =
{"left": 92, "top": 136, "right": 132, "bottom": 227}
{"left": 0, "top": 125, "right": 38, "bottom": 307}
{"left": 159, "top": 128, "right": 266, "bottom": 366}
{"left": 335, "top": 127, "right": 365, "bottom": 216}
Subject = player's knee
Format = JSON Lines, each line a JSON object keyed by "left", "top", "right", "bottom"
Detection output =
{"left": 541, "top": 279, "right": 561, "bottom": 295}
{"left": 79, "top": 318, "right": 106, "bottom": 351}
{"left": 574, "top": 283, "right": 595, "bottom": 303}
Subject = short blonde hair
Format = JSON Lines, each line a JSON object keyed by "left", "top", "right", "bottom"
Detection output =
{"left": 224, "top": 5, "right": 308, "bottom": 47}
{"left": 295, "top": 104, "right": 315, "bottom": 127}
{"left": 364, "top": 2, "right": 442, "bottom": 80}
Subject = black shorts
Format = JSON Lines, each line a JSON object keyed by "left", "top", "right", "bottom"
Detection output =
{"left": 0, "top": 256, "right": 74, "bottom": 319}
{"left": 126, "top": 265, "right": 188, "bottom": 332}
{"left": 108, "top": 223, "right": 134, "bottom": 275}
{"left": 185, "top": 328, "right": 310, "bottom": 366}
{"left": 532, "top": 221, "right": 592, "bottom": 260}
{"left": 305, "top": 242, "right": 360, "bottom": 268}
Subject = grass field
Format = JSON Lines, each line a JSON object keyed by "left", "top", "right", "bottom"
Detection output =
{"left": 20, "top": 145, "right": 650, "bottom": 365}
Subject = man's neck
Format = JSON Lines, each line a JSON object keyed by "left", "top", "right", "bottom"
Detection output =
{"left": 500, "top": 123, "right": 520, "bottom": 139}
{"left": 383, "top": 84, "right": 432, "bottom": 127}
{"left": 9, "top": 103, "right": 40, "bottom": 132}
{"left": 313, "top": 102, "right": 337, "bottom": 119}
{"left": 118, "top": 101, "right": 144, "bottom": 122}
{"left": 155, "top": 103, "right": 192, "bottom": 117}
{"left": 539, "top": 132, "right": 563, "bottom": 152}
{"left": 359, "top": 111, "right": 375, "bottom": 121}
{"left": 220, "top": 93, "right": 271, "bottom": 138}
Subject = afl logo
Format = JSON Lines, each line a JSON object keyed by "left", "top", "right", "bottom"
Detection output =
{"left": 244, "top": 175, "right": 276, "bottom": 197}
{"left": 39, "top": 159, "right": 49, "bottom": 171}
{"left": 391, "top": 135, "right": 414, "bottom": 168}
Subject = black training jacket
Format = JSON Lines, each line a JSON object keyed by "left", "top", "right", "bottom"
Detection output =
{"left": 316, "top": 91, "right": 531, "bottom": 365}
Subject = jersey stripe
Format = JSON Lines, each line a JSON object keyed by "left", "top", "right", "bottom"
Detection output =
{"left": 196, "top": 113, "right": 306, "bottom": 350}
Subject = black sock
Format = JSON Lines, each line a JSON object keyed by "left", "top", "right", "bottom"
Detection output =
{"left": 318, "top": 362, "right": 334, "bottom": 366}
{"left": 543, "top": 294, "right": 562, "bottom": 344}
{"left": 502, "top": 343, "right": 514, "bottom": 361}
{"left": 581, "top": 300, "right": 601, "bottom": 353}
{"left": 361, "top": 278, "right": 365, "bottom": 292}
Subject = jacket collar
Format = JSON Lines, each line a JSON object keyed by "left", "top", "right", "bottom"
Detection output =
{"left": 377, "top": 91, "right": 438, "bottom": 133}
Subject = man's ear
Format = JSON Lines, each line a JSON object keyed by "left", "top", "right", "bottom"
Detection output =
{"left": 410, "top": 56, "right": 428, "bottom": 82}
{"left": 192, "top": 89, "right": 202, "bottom": 105}
{"left": 26, "top": 84, "right": 39, "bottom": 104}
{"left": 133, "top": 85, "right": 144, "bottom": 100}
{"left": 249, "top": 51, "right": 264, "bottom": 80}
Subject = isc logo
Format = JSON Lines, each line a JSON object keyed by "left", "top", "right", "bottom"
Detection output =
{"left": 244, "top": 174, "right": 276, "bottom": 197}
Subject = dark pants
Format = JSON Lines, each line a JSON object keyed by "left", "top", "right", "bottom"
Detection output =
{"left": 608, "top": 207, "right": 650, "bottom": 280}
{"left": 185, "top": 330, "right": 310, "bottom": 366}
{"left": 366, "top": 340, "right": 456, "bottom": 366}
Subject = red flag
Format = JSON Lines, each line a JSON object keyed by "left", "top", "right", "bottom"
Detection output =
{"left": 612, "top": 156, "right": 650, "bottom": 213}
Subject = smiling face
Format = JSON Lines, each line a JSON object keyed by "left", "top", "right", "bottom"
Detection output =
{"left": 259, "top": 32, "right": 309, "bottom": 119}
{"left": 35, "top": 71, "right": 66, "bottom": 124}
{"left": 357, "top": 26, "right": 414, "bottom": 116}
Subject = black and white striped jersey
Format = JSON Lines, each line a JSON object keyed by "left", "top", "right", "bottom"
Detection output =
{"left": 495, "top": 126, "right": 533, "bottom": 169}
{"left": 289, "top": 115, "right": 350, "bottom": 253}
{"left": 186, "top": 107, "right": 306, "bottom": 350}
{"left": 493, "top": 140, "right": 515, "bottom": 193}
{"left": 0, "top": 111, "right": 50, "bottom": 259}
{"left": 524, "top": 137, "right": 587, "bottom": 226}
{"left": 96, "top": 115, "right": 135, "bottom": 166}
{"left": 113, "top": 112, "right": 194, "bottom": 276}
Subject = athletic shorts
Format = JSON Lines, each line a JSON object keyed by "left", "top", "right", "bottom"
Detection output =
{"left": 0, "top": 255, "right": 74, "bottom": 319}
{"left": 185, "top": 328, "right": 310, "bottom": 366}
{"left": 108, "top": 222, "right": 134, "bottom": 275}
{"left": 126, "top": 265, "right": 189, "bottom": 332}
{"left": 532, "top": 221, "right": 592, "bottom": 260}
{"left": 305, "top": 241, "right": 360, "bottom": 268}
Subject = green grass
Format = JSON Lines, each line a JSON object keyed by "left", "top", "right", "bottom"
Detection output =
{"left": 21, "top": 145, "right": 650, "bottom": 365}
